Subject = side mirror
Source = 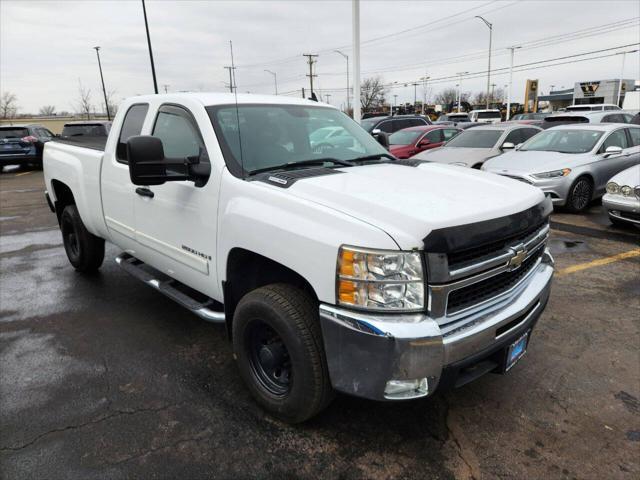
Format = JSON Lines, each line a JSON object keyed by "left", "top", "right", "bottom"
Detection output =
{"left": 371, "top": 128, "right": 381, "bottom": 135}
{"left": 501, "top": 142, "right": 515, "bottom": 150}
{"left": 127, "top": 135, "right": 210, "bottom": 186}
{"left": 373, "top": 131, "right": 389, "bottom": 149}
{"left": 603, "top": 145, "right": 623, "bottom": 157}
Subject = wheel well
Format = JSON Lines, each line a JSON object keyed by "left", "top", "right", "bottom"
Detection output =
{"left": 51, "top": 180, "right": 75, "bottom": 223}
{"left": 223, "top": 248, "right": 318, "bottom": 338}
{"left": 472, "top": 163, "right": 482, "bottom": 169}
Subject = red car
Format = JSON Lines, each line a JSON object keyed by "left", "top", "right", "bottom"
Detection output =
{"left": 389, "top": 125, "right": 461, "bottom": 159}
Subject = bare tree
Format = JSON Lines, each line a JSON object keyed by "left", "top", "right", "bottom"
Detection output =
{"left": 0, "top": 91, "right": 18, "bottom": 119}
{"left": 473, "top": 88, "right": 505, "bottom": 107}
{"left": 39, "top": 105, "right": 56, "bottom": 116}
{"left": 434, "top": 88, "right": 467, "bottom": 105}
{"left": 75, "top": 80, "right": 93, "bottom": 120}
{"left": 360, "top": 77, "right": 387, "bottom": 112}
{"left": 104, "top": 89, "right": 119, "bottom": 116}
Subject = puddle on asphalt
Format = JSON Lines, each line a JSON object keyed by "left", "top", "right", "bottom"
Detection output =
{"left": 0, "top": 229, "right": 61, "bottom": 254}
{"left": 548, "top": 238, "right": 590, "bottom": 254}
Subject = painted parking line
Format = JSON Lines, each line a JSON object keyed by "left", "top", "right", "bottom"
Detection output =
{"left": 15, "top": 171, "right": 33, "bottom": 177}
{"left": 556, "top": 248, "right": 640, "bottom": 277}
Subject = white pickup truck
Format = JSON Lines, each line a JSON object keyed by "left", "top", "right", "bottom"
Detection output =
{"left": 44, "top": 93, "right": 554, "bottom": 422}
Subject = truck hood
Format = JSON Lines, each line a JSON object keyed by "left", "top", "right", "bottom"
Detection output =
{"left": 483, "top": 150, "right": 593, "bottom": 175}
{"left": 282, "top": 162, "right": 545, "bottom": 249}
{"left": 413, "top": 147, "right": 498, "bottom": 166}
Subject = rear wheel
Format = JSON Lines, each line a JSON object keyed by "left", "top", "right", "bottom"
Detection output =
{"left": 565, "top": 176, "right": 593, "bottom": 213}
{"left": 232, "top": 284, "right": 333, "bottom": 423}
{"left": 60, "top": 205, "right": 105, "bottom": 272}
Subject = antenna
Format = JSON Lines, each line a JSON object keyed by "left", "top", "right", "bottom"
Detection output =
{"left": 230, "top": 40, "right": 244, "bottom": 178}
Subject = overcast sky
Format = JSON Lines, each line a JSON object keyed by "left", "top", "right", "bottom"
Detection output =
{"left": 1, "top": 0, "right": 639, "bottom": 113}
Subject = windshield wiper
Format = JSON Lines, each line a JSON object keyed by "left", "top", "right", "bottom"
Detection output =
{"left": 248, "top": 158, "right": 353, "bottom": 176}
{"left": 347, "top": 153, "right": 396, "bottom": 163}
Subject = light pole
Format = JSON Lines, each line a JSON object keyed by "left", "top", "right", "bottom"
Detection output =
{"left": 456, "top": 71, "right": 468, "bottom": 113}
{"left": 616, "top": 49, "right": 638, "bottom": 107}
{"left": 506, "top": 45, "right": 521, "bottom": 120}
{"left": 334, "top": 50, "right": 349, "bottom": 113}
{"left": 393, "top": 94, "right": 398, "bottom": 115}
{"left": 141, "top": 0, "right": 158, "bottom": 94}
{"left": 264, "top": 69, "right": 278, "bottom": 95}
{"left": 421, "top": 74, "right": 430, "bottom": 115}
{"left": 352, "top": 0, "right": 361, "bottom": 122}
{"left": 475, "top": 15, "right": 493, "bottom": 109}
{"left": 92, "top": 46, "right": 111, "bottom": 121}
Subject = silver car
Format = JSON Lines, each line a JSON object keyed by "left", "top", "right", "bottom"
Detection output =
{"left": 483, "top": 124, "right": 640, "bottom": 212}
{"left": 603, "top": 164, "right": 640, "bottom": 227}
{"left": 411, "top": 124, "right": 542, "bottom": 168}
{"left": 541, "top": 111, "right": 635, "bottom": 129}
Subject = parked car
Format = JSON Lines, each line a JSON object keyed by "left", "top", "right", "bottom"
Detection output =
{"left": 483, "top": 124, "right": 640, "bottom": 212}
{"left": 61, "top": 120, "right": 112, "bottom": 137}
{"left": 0, "top": 124, "right": 55, "bottom": 169}
{"left": 631, "top": 112, "right": 640, "bottom": 125}
{"left": 388, "top": 125, "right": 461, "bottom": 159}
{"left": 565, "top": 103, "right": 621, "bottom": 112}
{"left": 434, "top": 113, "right": 470, "bottom": 125}
{"left": 511, "top": 112, "right": 549, "bottom": 127}
{"left": 468, "top": 109, "right": 502, "bottom": 124}
{"left": 360, "top": 115, "right": 431, "bottom": 135}
{"left": 540, "top": 111, "right": 635, "bottom": 129}
{"left": 603, "top": 164, "right": 640, "bottom": 227}
{"left": 43, "top": 92, "right": 554, "bottom": 422}
{"left": 412, "top": 124, "right": 542, "bottom": 168}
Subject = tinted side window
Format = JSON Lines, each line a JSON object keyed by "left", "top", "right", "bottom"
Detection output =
{"left": 408, "top": 118, "right": 427, "bottom": 127}
{"left": 425, "top": 130, "right": 442, "bottom": 143}
{"left": 442, "top": 129, "right": 459, "bottom": 141}
{"left": 626, "top": 127, "right": 640, "bottom": 147}
{"left": 117, "top": 104, "right": 149, "bottom": 163}
{"left": 602, "top": 129, "right": 629, "bottom": 151}
{"left": 152, "top": 105, "right": 207, "bottom": 160}
{"left": 504, "top": 129, "right": 522, "bottom": 145}
{"left": 520, "top": 128, "right": 540, "bottom": 142}
{"left": 377, "top": 121, "right": 394, "bottom": 133}
{"left": 603, "top": 114, "right": 623, "bottom": 123}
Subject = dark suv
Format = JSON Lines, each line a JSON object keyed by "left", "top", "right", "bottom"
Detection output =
{"left": 0, "top": 124, "right": 55, "bottom": 169}
{"left": 361, "top": 115, "right": 431, "bottom": 135}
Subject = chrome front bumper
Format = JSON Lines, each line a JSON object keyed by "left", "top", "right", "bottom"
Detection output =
{"left": 319, "top": 249, "right": 554, "bottom": 401}
{"left": 603, "top": 194, "right": 640, "bottom": 225}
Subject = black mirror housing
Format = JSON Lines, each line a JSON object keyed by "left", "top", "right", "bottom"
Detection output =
{"left": 373, "top": 131, "right": 389, "bottom": 150}
{"left": 127, "top": 136, "right": 169, "bottom": 186}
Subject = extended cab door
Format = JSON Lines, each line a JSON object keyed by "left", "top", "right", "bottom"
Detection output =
{"left": 132, "top": 103, "right": 220, "bottom": 299}
{"left": 101, "top": 103, "right": 149, "bottom": 251}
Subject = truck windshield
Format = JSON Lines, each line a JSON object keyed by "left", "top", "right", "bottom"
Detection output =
{"left": 207, "top": 104, "right": 389, "bottom": 176}
{"left": 519, "top": 129, "right": 604, "bottom": 153}
{"left": 444, "top": 129, "right": 502, "bottom": 148}
{"left": 477, "top": 111, "right": 501, "bottom": 119}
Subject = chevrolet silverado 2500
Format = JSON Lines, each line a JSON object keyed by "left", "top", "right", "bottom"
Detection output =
{"left": 43, "top": 93, "right": 554, "bottom": 422}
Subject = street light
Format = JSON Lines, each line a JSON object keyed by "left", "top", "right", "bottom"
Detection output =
{"left": 456, "top": 71, "right": 468, "bottom": 113}
{"left": 264, "top": 69, "right": 278, "bottom": 95}
{"left": 506, "top": 45, "right": 521, "bottom": 120}
{"left": 92, "top": 46, "right": 111, "bottom": 121}
{"left": 475, "top": 15, "right": 493, "bottom": 109}
{"left": 141, "top": 0, "right": 158, "bottom": 94}
{"left": 334, "top": 50, "right": 349, "bottom": 112}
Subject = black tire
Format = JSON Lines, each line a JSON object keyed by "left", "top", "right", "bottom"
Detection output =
{"left": 232, "top": 284, "right": 333, "bottom": 423}
{"left": 60, "top": 204, "right": 105, "bottom": 272}
{"left": 565, "top": 176, "right": 593, "bottom": 213}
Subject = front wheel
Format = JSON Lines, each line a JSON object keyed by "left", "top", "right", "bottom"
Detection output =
{"left": 232, "top": 284, "right": 333, "bottom": 423}
{"left": 60, "top": 205, "right": 105, "bottom": 272}
{"left": 565, "top": 176, "right": 593, "bottom": 213}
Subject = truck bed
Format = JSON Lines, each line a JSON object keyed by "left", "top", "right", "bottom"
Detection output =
{"left": 52, "top": 136, "right": 107, "bottom": 152}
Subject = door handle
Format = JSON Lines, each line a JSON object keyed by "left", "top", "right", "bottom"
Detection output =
{"left": 135, "top": 187, "right": 154, "bottom": 198}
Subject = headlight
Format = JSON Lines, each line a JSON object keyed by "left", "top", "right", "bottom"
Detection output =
{"left": 635, "top": 186, "right": 640, "bottom": 199}
{"left": 606, "top": 182, "right": 620, "bottom": 194}
{"left": 532, "top": 168, "right": 571, "bottom": 179}
{"left": 620, "top": 185, "right": 633, "bottom": 196}
{"left": 337, "top": 246, "right": 424, "bottom": 312}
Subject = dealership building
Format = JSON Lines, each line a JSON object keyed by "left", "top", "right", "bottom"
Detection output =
{"left": 538, "top": 78, "right": 636, "bottom": 111}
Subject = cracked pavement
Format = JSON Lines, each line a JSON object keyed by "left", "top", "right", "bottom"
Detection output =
{"left": 1, "top": 169, "right": 639, "bottom": 479}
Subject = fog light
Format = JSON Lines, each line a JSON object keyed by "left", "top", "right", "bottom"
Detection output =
{"left": 384, "top": 378, "right": 429, "bottom": 400}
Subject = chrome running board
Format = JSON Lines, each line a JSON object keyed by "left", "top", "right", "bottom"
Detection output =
{"left": 115, "top": 252, "right": 225, "bottom": 323}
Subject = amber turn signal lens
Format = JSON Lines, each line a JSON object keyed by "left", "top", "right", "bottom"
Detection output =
{"left": 338, "top": 279, "right": 357, "bottom": 304}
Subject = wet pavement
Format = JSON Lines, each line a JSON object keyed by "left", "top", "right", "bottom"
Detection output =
{"left": 1, "top": 169, "right": 639, "bottom": 479}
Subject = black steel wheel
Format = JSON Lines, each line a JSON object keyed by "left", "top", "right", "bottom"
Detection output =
{"left": 232, "top": 284, "right": 333, "bottom": 423}
{"left": 566, "top": 177, "right": 593, "bottom": 213}
{"left": 60, "top": 205, "right": 105, "bottom": 272}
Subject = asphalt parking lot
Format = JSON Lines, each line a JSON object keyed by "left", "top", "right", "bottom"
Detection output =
{"left": 1, "top": 168, "right": 638, "bottom": 480}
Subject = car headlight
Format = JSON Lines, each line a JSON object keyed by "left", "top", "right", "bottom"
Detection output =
{"left": 606, "top": 182, "right": 620, "bottom": 194}
{"left": 620, "top": 185, "right": 633, "bottom": 196}
{"left": 532, "top": 168, "right": 571, "bottom": 179}
{"left": 635, "top": 186, "right": 640, "bottom": 199}
{"left": 337, "top": 246, "right": 424, "bottom": 312}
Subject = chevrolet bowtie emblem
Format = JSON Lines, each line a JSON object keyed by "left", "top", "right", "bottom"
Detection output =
{"left": 507, "top": 246, "right": 527, "bottom": 271}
